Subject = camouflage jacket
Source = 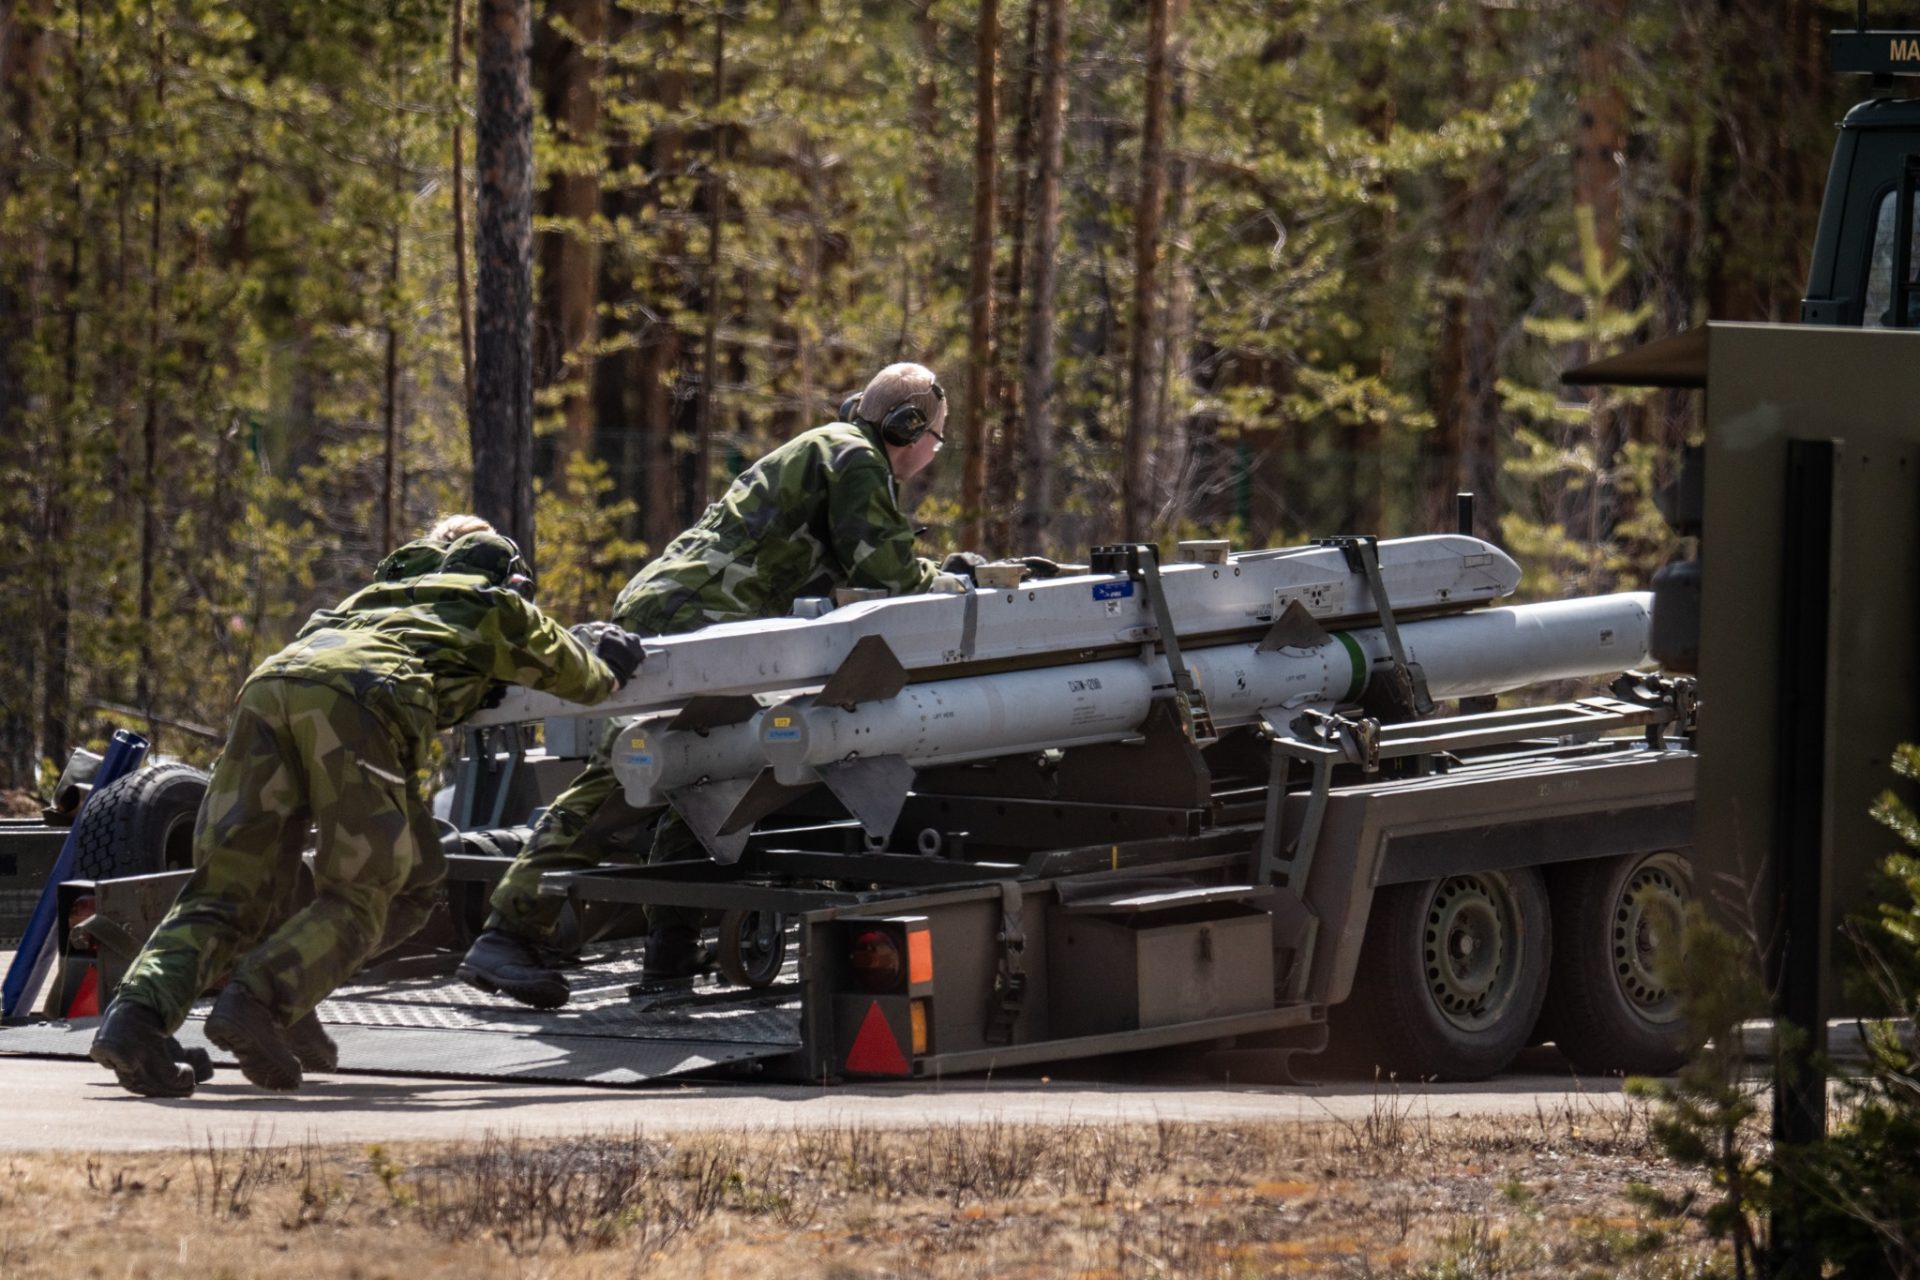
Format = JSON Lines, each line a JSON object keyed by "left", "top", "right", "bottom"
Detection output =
{"left": 254, "top": 572, "right": 618, "bottom": 730}
{"left": 614, "top": 419, "right": 939, "bottom": 635}
{"left": 294, "top": 537, "right": 451, "bottom": 641}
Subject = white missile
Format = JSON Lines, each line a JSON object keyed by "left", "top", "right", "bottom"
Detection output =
{"left": 607, "top": 592, "right": 1654, "bottom": 855}
{"left": 471, "top": 534, "right": 1522, "bottom": 728}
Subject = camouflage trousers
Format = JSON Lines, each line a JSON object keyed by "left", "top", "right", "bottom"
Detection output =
{"left": 117, "top": 676, "right": 442, "bottom": 1033}
{"left": 486, "top": 718, "right": 703, "bottom": 943}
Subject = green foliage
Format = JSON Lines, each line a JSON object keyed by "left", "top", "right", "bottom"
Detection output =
{"left": 1626, "top": 907, "right": 1772, "bottom": 1277}
{"left": 1769, "top": 748, "right": 1920, "bottom": 1277}
{"left": 0, "top": 0, "right": 1867, "bottom": 783}
{"left": 1638, "top": 747, "right": 1920, "bottom": 1276}
{"left": 534, "top": 457, "right": 648, "bottom": 627}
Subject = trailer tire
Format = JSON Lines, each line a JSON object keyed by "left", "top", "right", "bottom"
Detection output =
{"left": 717, "top": 908, "right": 788, "bottom": 988}
{"left": 1332, "top": 866, "right": 1551, "bottom": 1081}
{"left": 71, "top": 762, "right": 208, "bottom": 881}
{"left": 1540, "top": 851, "right": 1691, "bottom": 1077}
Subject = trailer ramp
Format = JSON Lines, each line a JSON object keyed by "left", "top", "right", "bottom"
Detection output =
{"left": 0, "top": 945, "right": 802, "bottom": 1086}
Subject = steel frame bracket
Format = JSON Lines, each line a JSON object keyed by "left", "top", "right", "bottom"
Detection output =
{"left": 1313, "top": 535, "right": 1436, "bottom": 718}
{"left": 1091, "top": 543, "right": 1218, "bottom": 744}
{"left": 983, "top": 880, "right": 1028, "bottom": 1046}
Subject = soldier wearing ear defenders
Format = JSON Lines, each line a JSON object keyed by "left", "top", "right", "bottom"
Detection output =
{"left": 462, "top": 361, "right": 966, "bottom": 1005}
{"left": 92, "top": 528, "right": 635, "bottom": 1098}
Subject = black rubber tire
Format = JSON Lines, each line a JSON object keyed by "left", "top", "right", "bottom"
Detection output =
{"left": 716, "top": 908, "right": 788, "bottom": 988}
{"left": 70, "top": 762, "right": 209, "bottom": 880}
{"left": 1540, "top": 851, "right": 1692, "bottom": 1077}
{"left": 1329, "top": 866, "right": 1552, "bottom": 1081}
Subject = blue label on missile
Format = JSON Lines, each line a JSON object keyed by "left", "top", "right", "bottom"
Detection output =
{"left": 765, "top": 728, "right": 801, "bottom": 741}
{"left": 620, "top": 752, "right": 653, "bottom": 767}
{"left": 1093, "top": 581, "right": 1134, "bottom": 601}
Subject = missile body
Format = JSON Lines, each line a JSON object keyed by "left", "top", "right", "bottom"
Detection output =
{"left": 476, "top": 534, "right": 1523, "bottom": 728}
{"left": 611, "top": 592, "right": 1653, "bottom": 810}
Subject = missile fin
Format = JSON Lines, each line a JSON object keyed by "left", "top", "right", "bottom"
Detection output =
{"left": 820, "top": 754, "right": 916, "bottom": 838}
{"left": 817, "top": 634, "right": 909, "bottom": 710}
{"left": 666, "top": 693, "right": 768, "bottom": 733}
{"left": 719, "top": 768, "right": 817, "bottom": 836}
{"left": 1258, "top": 599, "right": 1334, "bottom": 653}
{"left": 668, "top": 777, "right": 758, "bottom": 864}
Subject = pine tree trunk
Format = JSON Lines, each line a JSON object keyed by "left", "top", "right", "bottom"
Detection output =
{"left": 988, "top": 0, "right": 1041, "bottom": 549}
{"left": 1121, "top": 0, "right": 1170, "bottom": 541}
{"left": 42, "top": 0, "right": 88, "bottom": 773}
{"left": 914, "top": 1, "right": 941, "bottom": 203}
{"left": 473, "top": 0, "right": 537, "bottom": 563}
{"left": 0, "top": 0, "right": 49, "bottom": 787}
{"left": 961, "top": 0, "right": 998, "bottom": 549}
{"left": 1572, "top": 0, "right": 1628, "bottom": 548}
{"left": 695, "top": 4, "right": 726, "bottom": 515}
{"left": 534, "top": 0, "right": 605, "bottom": 490}
{"left": 452, "top": 0, "right": 474, "bottom": 410}
{"left": 1152, "top": 0, "right": 1190, "bottom": 534}
{"left": 1015, "top": 0, "right": 1065, "bottom": 550}
{"left": 137, "top": 19, "right": 168, "bottom": 729}
{"left": 1430, "top": 3, "right": 1504, "bottom": 535}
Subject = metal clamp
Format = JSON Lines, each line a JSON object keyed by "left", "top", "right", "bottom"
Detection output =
{"left": 1608, "top": 670, "right": 1699, "bottom": 747}
{"left": 1314, "top": 535, "right": 1435, "bottom": 718}
{"left": 984, "top": 881, "right": 1028, "bottom": 1046}
{"left": 1092, "top": 543, "right": 1218, "bottom": 744}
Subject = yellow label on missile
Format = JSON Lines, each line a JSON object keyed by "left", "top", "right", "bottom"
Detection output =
{"left": 629, "top": 737, "right": 646, "bottom": 749}
{"left": 773, "top": 716, "right": 792, "bottom": 728}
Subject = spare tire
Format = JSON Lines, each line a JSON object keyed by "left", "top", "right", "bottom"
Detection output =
{"left": 71, "top": 762, "right": 209, "bottom": 880}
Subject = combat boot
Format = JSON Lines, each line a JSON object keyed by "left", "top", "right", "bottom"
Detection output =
{"left": 285, "top": 1010, "right": 339, "bottom": 1073}
{"left": 91, "top": 999, "right": 196, "bottom": 1098}
{"left": 164, "top": 1035, "right": 217, "bottom": 1084}
{"left": 204, "top": 984, "right": 302, "bottom": 1091}
{"left": 457, "top": 928, "right": 570, "bottom": 1009}
{"left": 639, "top": 925, "right": 715, "bottom": 984}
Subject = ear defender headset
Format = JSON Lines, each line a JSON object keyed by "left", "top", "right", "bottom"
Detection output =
{"left": 843, "top": 381, "right": 947, "bottom": 447}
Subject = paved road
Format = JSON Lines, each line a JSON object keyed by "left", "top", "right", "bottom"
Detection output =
{"left": 0, "top": 1053, "right": 1633, "bottom": 1152}
{"left": 0, "top": 948, "right": 1641, "bottom": 1153}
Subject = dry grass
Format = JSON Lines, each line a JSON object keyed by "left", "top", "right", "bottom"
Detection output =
{"left": 0, "top": 1094, "right": 1723, "bottom": 1279}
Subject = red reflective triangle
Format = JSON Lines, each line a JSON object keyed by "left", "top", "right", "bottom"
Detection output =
{"left": 844, "top": 1000, "right": 910, "bottom": 1076}
{"left": 67, "top": 967, "right": 99, "bottom": 1018}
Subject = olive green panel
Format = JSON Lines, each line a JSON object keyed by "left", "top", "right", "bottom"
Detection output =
{"left": 1693, "top": 322, "right": 1920, "bottom": 1008}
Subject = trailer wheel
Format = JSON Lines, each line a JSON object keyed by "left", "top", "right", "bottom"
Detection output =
{"left": 1540, "top": 851, "right": 1691, "bottom": 1076}
{"left": 71, "top": 762, "right": 208, "bottom": 880}
{"left": 717, "top": 908, "right": 788, "bottom": 988}
{"left": 1334, "top": 866, "right": 1551, "bottom": 1080}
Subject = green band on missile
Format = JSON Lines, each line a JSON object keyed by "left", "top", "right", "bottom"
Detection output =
{"left": 1335, "top": 631, "right": 1366, "bottom": 702}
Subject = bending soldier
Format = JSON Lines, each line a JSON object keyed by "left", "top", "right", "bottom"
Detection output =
{"left": 460, "top": 361, "right": 965, "bottom": 1006}
{"left": 91, "top": 526, "right": 645, "bottom": 1097}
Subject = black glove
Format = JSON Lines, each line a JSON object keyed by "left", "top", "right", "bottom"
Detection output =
{"left": 572, "top": 621, "right": 646, "bottom": 686}
{"left": 940, "top": 551, "right": 988, "bottom": 580}
{"left": 1019, "top": 555, "right": 1062, "bottom": 579}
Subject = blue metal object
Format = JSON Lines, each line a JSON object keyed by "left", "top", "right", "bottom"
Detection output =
{"left": 1, "top": 729, "right": 149, "bottom": 1019}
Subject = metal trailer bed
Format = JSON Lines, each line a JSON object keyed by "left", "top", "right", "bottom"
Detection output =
{"left": 0, "top": 686, "right": 1693, "bottom": 1088}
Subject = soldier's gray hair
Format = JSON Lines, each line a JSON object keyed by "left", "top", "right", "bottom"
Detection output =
{"left": 858, "top": 362, "right": 945, "bottom": 434}
{"left": 426, "top": 513, "right": 495, "bottom": 543}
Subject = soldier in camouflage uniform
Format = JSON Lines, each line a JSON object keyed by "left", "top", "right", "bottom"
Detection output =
{"left": 461, "top": 362, "right": 967, "bottom": 1007}
{"left": 91, "top": 530, "right": 644, "bottom": 1097}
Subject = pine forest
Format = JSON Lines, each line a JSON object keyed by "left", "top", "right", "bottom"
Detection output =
{"left": 0, "top": 0, "right": 1868, "bottom": 787}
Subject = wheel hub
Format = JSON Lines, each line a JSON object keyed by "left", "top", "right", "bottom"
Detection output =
{"left": 1613, "top": 859, "right": 1686, "bottom": 1022}
{"left": 1423, "top": 874, "right": 1520, "bottom": 1031}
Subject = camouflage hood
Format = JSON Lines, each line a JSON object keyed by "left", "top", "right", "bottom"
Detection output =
{"left": 443, "top": 531, "right": 534, "bottom": 598}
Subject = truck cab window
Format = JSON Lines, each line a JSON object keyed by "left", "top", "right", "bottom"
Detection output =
{"left": 1863, "top": 187, "right": 1920, "bottom": 327}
